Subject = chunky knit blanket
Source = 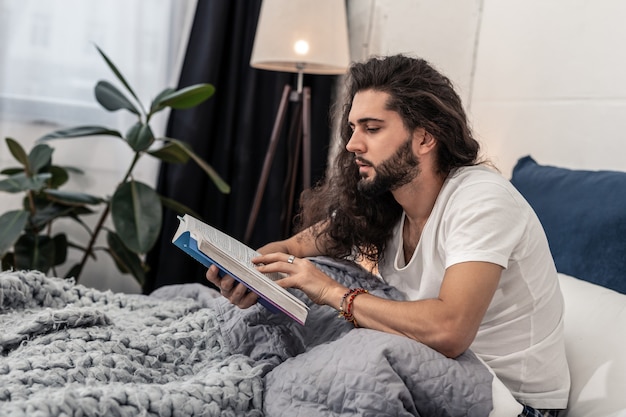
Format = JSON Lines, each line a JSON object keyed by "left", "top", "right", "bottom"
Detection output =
{"left": 0, "top": 257, "right": 494, "bottom": 417}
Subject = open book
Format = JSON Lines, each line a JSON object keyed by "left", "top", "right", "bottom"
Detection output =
{"left": 172, "top": 214, "right": 309, "bottom": 325}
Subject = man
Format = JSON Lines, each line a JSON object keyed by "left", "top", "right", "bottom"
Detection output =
{"left": 207, "top": 54, "right": 570, "bottom": 416}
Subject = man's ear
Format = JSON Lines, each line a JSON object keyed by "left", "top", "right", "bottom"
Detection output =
{"left": 414, "top": 129, "right": 436, "bottom": 155}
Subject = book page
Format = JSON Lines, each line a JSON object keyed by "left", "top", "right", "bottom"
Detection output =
{"left": 184, "top": 215, "right": 284, "bottom": 281}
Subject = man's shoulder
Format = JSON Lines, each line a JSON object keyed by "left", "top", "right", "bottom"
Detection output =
{"left": 444, "top": 165, "right": 528, "bottom": 211}
{"left": 447, "top": 165, "right": 512, "bottom": 192}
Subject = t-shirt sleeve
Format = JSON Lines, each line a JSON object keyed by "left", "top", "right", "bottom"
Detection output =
{"left": 441, "top": 180, "right": 529, "bottom": 269}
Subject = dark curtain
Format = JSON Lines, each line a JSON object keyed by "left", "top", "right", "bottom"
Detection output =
{"left": 144, "top": 0, "right": 337, "bottom": 293}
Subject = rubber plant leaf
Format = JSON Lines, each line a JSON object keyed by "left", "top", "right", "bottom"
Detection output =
{"left": 28, "top": 143, "right": 53, "bottom": 174}
{"left": 126, "top": 122, "right": 155, "bottom": 152}
{"left": 28, "top": 197, "right": 76, "bottom": 230}
{"left": 45, "top": 165, "right": 70, "bottom": 189}
{"left": 38, "top": 125, "right": 123, "bottom": 142}
{"left": 95, "top": 80, "right": 140, "bottom": 115}
{"left": 44, "top": 189, "right": 104, "bottom": 206}
{"left": 110, "top": 180, "right": 163, "bottom": 254}
{"left": 1, "top": 253, "right": 14, "bottom": 271}
{"left": 149, "top": 87, "right": 176, "bottom": 115}
{"left": 106, "top": 230, "right": 146, "bottom": 286}
{"left": 5, "top": 137, "right": 29, "bottom": 170}
{"left": 0, "top": 172, "right": 52, "bottom": 193}
{"left": 159, "top": 194, "right": 203, "bottom": 220}
{"left": 52, "top": 233, "right": 68, "bottom": 266}
{"left": 13, "top": 233, "right": 58, "bottom": 272}
{"left": 0, "top": 210, "right": 29, "bottom": 257}
{"left": 164, "top": 138, "right": 230, "bottom": 194}
{"left": 95, "top": 44, "right": 143, "bottom": 110}
{"left": 155, "top": 83, "right": 215, "bottom": 111}
{"left": 147, "top": 142, "right": 190, "bottom": 164}
{"left": 1, "top": 167, "right": 23, "bottom": 175}
{"left": 64, "top": 263, "right": 82, "bottom": 280}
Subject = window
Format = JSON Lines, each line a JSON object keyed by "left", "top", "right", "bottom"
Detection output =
{"left": 0, "top": 0, "right": 196, "bottom": 128}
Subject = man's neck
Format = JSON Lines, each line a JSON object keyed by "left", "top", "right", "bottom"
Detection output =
{"left": 395, "top": 168, "right": 446, "bottom": 221}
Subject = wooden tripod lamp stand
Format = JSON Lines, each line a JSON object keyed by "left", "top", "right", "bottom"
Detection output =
{"left": 245, "top": 0, "right": 350, "bottom": 244}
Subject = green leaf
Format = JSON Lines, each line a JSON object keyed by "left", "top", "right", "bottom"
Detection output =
{"left": 0, "top": 210, "right": 29, "bottom": 257}
{"left": 126, "top": 122, "right": 155, "bottom": 152}
{"left": 52, "top": 233, "right": 68, "bottom": 266}
{"left": 157, "top": 84, "right": 215, "bottom": 110}
{"left": 94, "top": 45, "right": 143, "bottom": 112}
{"left": 159, "top": 195, "right": 204, "bottom": 220}
{"left": 38, "top": 125, "right": 123, "bottom": 142}
{"left": 149, "top": 87, "right": 176, "bottom": 115}
{"left": 0, "top": 172, "right": 51, "bottom": 193}
{"left": 13, "top": 233, "right": 58, "bottom": 272}
{"left": 111, "top": 180, "right": 163, "bottom": 254}
{"left": 147, "top": 142, "right": 190, "bottom": 164}
{"left": 45, "top": 165, "right": 70, "bottom": 189}
{"left": 64, "top": 263, "right": 83, "bottom": 280}
{"left": 26, "top": 194, "right": 95, "bottom": 231}
{"left": 28, "top": 143, "right": 53, "bottom": 173}
{"left": 5, "top": 137, "right": 29, "bottom": 169}
{"left": 164, "top": 138, "right": 230, "bottom": 194}
{"left": 28, "top": 198, "right": 69, "bottom": 230}
{"left": 2, "top": 253, "right": 15, "bottom": 271}
{"left": 95, "top": 80, "right": 140, "bottom": 115}
{"left": 44, "top": 189, "right": 104, "bottom": 206}
{"left": 1, "top": 167, "right": 24, "bottom": 175}
{"left": 106, "top": 231, "right": 146, "bottom": 286}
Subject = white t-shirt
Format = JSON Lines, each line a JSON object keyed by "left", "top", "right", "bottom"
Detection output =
{"left": 378, "top": 165, "right": 570, "bottom": 409}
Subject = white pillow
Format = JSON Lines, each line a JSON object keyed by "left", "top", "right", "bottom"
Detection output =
{"left": 478, "top": 355, "right": 523, "bottom": 416}
{"left": 558, "top": 273, "right": 626, "bottom": 417}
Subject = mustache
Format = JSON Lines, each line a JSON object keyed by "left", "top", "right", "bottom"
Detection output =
{"left": 354, "top": 156, "right": 374, "bottom": 167}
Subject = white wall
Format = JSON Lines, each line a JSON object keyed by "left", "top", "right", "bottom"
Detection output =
{"left": 347, "top": 0, "right": 626, "bottom": 177}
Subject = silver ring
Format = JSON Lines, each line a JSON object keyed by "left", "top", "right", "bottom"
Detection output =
{"left": 287, "top": 255, "right": 296, "bottom": 264}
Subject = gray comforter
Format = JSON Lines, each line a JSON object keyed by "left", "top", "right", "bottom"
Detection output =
{"left": 0, "top": 257, "right": 493, "bottom": 416}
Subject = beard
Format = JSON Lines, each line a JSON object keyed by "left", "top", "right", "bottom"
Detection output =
{"left": 357, "top": 136, "right": 420, "bottom": 198}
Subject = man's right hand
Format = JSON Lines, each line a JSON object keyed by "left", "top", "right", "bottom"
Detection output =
{"left": 205, "top": 264, "right": 258, "bottom": 309}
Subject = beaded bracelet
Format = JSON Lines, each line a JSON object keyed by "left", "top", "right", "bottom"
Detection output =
{"left": 338, "top": 288, "right": 368, "bottom": 327}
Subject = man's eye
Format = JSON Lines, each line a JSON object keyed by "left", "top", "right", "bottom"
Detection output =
{"left": 366, "top": 127, "right": 380, "bottom": 133}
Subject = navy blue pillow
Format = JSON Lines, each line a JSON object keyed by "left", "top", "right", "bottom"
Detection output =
{"left": 511, "top": 156, "right": 626, "bottom": 294}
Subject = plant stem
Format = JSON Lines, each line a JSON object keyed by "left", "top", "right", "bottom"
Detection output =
{"left": 121, "top": 152, "right": 142, "bottom": 183}
{"left": 73, "top": 201, "right": 110, "bottom": 282}
{"left": 73, "top": 151, "right": 142, "bottom": 282}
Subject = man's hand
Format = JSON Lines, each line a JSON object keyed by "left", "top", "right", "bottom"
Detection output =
{"left": 205, "top": 265, "right": 258, "bottom": 308}
{"left": 252, "top": 252, "right": 347, "bottom": 308}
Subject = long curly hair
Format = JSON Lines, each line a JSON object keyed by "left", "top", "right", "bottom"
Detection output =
{"left": 295, "top": 54, "right": 481, "bottom": 264}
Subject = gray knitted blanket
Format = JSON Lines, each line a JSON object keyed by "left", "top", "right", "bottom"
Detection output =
{"left": 0, "top": 257, "right": 493, "bottom": 417}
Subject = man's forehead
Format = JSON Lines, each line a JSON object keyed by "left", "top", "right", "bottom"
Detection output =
{"left": 349, "top": 90, "right": 394, "bottom": 122}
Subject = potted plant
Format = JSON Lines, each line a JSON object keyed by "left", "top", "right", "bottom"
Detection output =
{"left": 0, "top": 46, "right": 229, "bottom": 287}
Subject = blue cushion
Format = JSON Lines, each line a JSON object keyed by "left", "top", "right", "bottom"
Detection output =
{"left": 511, "top": 156, "right": 626, "bottom": 294}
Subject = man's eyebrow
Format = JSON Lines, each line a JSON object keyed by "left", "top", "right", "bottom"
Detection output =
{"left": 349, "top": 117, "right": 385, "bottom": 125}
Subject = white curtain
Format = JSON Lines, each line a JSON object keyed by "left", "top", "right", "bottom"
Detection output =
{"left": 0, "top": 0, "right": 197, "bottom": 213}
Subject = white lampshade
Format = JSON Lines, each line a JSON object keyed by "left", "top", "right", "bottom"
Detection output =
{"left": 250, "top": 0, "right": 350, "bottom": 75}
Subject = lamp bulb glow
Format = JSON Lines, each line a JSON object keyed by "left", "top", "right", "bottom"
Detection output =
{"left": 294, "top": 40, "right": 310, "bottom": 56}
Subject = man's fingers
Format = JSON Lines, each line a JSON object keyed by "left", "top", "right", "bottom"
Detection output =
{"left": 235, "top": 291, "right": 259, "bottom": 309}
{"left": 229, "top": 283, "right": 248, "bottom": 299}
{"left": 205, "top": 265, "right": 220, "bottom": 285}
{"left": 220, "top": 275, "right": 236, "bottom": 292}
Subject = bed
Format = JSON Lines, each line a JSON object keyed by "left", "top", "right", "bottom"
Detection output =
{"left": 1, "top": 257, "right": 508, "bottom": 416}
{"left": 1, "top": 155, "right": 625, "bottom": 416}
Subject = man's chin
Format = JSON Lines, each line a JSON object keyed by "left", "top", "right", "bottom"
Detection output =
{"left": 357, "top": 179, "right": 389, "bottom": 198}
